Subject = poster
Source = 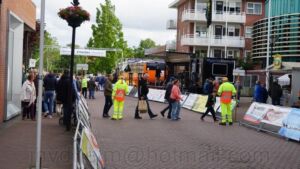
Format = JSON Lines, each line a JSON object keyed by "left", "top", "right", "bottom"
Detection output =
{"left": 81, "top": 128, "right": 105, "bottom": 169}
{"left": 127, "top": 86, "right": 133, "bottom": 95}
{"left": 182, "top": 94, "right": 198, "bottom": 110}
{"left": 129, "top": 86, "right": 138, "bottom": 97}
{"left": 243, "top": 102, "right": 270, "bottom": 124}
{"left": 180, "top": 94, "right": 188, "bottom": 105}
{"left": 261, "top": 106, "right": 290, "bottom": 127}
{"left": 279, "top": 108, "right": 300, "bottom": 141}
{"left": 192, "top": 95, "right": 208, "bottom": 113}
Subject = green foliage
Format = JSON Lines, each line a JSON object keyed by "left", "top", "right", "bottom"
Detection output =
{"left": 133, "top": 38, "right": 156, "bottom": 58}
{"left": 87, "top": 0, "right": 128, "bottom": 74}
{"left": 237, "top": 56, "right": 254, "bottom": 70}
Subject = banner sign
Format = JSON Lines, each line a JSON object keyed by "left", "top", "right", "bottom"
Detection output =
{"left": 183, "top": 94, "right": 198, "bottom": 109}
{"left": 243, "top": 102, "right": 290, "bottom": 126}
{"left": 81, "top": 128, "right": 105, "bottom": 169}
{"left": 192, "top": 95, "right": 208, "bottom": 113}
{"left": 127, "top": 86, "right": 134, "bottom": 96}
{"left": 279, "top": 109, "right": 300, "bottom": 141}
{"left": 180, "top": 95, "right": 188, "bottom": 105}
{"left": 60, "top": 47, "right": 106, "bottom": 57}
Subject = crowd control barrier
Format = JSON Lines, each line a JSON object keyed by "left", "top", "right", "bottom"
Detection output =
{"left": 73, "top": 95, "right": 106, "bottom": 169}
{"left": 240, "top": 102, "right": 300, "bottom": 142}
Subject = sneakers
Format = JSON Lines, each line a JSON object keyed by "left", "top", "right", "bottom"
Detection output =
{"left": 134, "top": 116, "right": 142, "bottom": 119}
{"left": 160, "top": 111, "right": 165, "bottom": 117}
{"left": 219, "top": 122, "right": 226, "bottom": 126}
{"left": 103, "top": 114, "right": 110, "bottom": 118}
{"left": 150, "top": 114, "right": 158, "bottom": 119}
{"left": 48, "top": 115, "right": 53, "bottom": 119}
{"left": 229, "top": 122, "right": 233, "bottom": 125}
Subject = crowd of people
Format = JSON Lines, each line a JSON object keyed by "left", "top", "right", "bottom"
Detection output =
{"left": 20, "top": 67, "right": 288, "bottom": 130}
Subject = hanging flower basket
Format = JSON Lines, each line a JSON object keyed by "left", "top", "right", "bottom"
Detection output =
{"left": 58, "top": 6, "right": 90, "bottom": 28}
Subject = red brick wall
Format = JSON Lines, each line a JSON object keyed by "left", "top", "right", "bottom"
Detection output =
{"left": 243, "top": 0, "right": 265, "bottom": 52}
{"left": 176, "top": 0, "right": 195, "bottom": 53}
{"left": 0, "top": 0, "right": 36, "bottom": 122}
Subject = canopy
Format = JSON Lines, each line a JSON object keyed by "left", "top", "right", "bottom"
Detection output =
{"left": 278, "top": 74, "right": 290, "bottom": 86}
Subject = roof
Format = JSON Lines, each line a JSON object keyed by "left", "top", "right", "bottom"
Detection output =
{"left": 169, "top": 0, "right": 187, "bottom": 8}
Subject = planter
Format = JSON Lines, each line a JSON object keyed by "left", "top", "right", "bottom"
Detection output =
{"left": 67, "top": 17, "right": 84, "bottom": 28}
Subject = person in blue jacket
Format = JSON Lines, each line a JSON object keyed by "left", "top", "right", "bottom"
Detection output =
{"left": 253, "top": 80, "right": 263, "bottom": 103}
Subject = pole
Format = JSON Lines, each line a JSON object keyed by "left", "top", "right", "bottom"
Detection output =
{"left": 68, "top": 27, "right": 76, "bottom": 131}
{"left": 266, "top": 0, "right": 272, "bottom": 89}
{"left": 36, "top": 0, "right": 46, "bottom": 168}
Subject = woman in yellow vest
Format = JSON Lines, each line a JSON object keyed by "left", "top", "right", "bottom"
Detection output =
{"left": 218, "top": 77, "right": 236, "bottom": 126}
{"left": 111, "top": 76, "right": 129, "bottom": 120}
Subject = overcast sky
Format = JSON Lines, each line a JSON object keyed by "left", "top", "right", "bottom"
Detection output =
{"left": 32, "top": 0, "right": 177, "bottom": 48}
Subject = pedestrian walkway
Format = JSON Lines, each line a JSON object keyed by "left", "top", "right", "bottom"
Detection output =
{"left": 89, "top": 92, "right": 300, "bottom": 169}
{"left": 0, "top": 116, "right": 72, "bottom": 169}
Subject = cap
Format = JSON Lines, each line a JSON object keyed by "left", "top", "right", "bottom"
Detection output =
{"left": 222, "top": 77, "right": 228, "bottom": 82}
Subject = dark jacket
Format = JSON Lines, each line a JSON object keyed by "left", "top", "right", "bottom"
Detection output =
{"left": 56, "top": 75, "right": 76, "bottom": 104}
{"left": 138, "top": 78, "right": 149, "bottom": 99}
{"left": 88, "top": 79, "right": 96, "bottom": 90}
{"left": 43, "top": 73, "right": 57, "bottom": 91}
{"left": 164, "top": 82, "right": 173, "bottom": 100}
{"left": 269, "top": 83, "right": 283, "bottom": 100}
{"left": 261, "top": 87, "right": 268, "bottom": 103}
{"left": 104, "top": 79, "right": 113, "bottom": 96}
{"left": 206, "top": 94, "right": 216, "bottom": 107}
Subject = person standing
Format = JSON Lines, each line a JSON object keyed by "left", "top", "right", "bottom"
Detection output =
{"left": 160, "top": 77, "right": 175, "bottom": 119}
{"left": 111, "top": 76, "right": 129, "bottom": 120}
{"left": 56, "top": 70, "right": 76, "bottom": 131}
{"left": 81, "top": 76, "right": 88, "bottom": 98}
{"left": 261, "top": 83, "right": 268, "bottom": 103}
{"left": 134, "top": 74, "right": 158, "bottom": 119}
{"left": 103, "top": 74, "right": 113, "bottom": 118}
{"left": 43, "top": 71, "right": 57, "bottom": 118}
{"left": 253, "top": 81, "right": 263, "bottom": 103}
{"left": 21, "top": 74, "right": 36, "bottom": 120}
{"left": 234, "top": 80, "right": 242, "bottom": 105}
{"left": 201, "top": 90, "right": 218, "bottom": 122}
{"left": 88, "top": 76, "right": 96, "bottom": 99}
{"left": 170, "top": 79, "right": 183, "bottom": 121}
{"left": 269, "top": 79, "right": 283, "bottom": 106}
{"left": 218, "top": 77, "right": 236, "bottom": 126}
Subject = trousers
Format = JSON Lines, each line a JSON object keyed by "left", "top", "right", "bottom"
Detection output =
{"left": 112, "top": 100, "right": 124, "bottom": 120}
{"left": 220, "top": 103, "right": 232, "bottom": 123}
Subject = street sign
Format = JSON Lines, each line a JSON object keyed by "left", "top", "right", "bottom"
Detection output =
{"left": 60, "top": 48, "right": 106, "bottom": 57}
{"left": 77, "top": 64, "right": 88, "bottom": 71}
{"left": 233, "top": 69, "right": 245, "bottom": 76}
{"left": 29, "top": 58, "right": 36, "bottom": 68}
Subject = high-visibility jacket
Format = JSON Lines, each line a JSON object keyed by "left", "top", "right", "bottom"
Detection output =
{"left": 112, "top": 80, "right": 129, "bottom": 102}
{"left": 82, "top": 78, "right": 88, "bottom": 88}
{"left": 218, "top": 82, "right": 236, "bottom": 104}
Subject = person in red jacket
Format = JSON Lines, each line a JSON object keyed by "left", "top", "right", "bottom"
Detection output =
{"left": 170, "top": 79, "right": 183, "bottom": 121}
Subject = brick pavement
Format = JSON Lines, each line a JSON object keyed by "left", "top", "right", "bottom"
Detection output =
{"left": 0, "top": 115, "right": 73, "bottom": 169}
{"left": 89, "top": 92, "right": 300, "bottom": 169}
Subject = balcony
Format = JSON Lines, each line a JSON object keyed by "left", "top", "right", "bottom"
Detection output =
{"left": 181, "top": 34, "right": 245, "bottom": 48}
{"left": 182, "top": 9, "right": 206, "bottom": 22}
{"left": 182, "top": 9, "right": 245, "bottom": 23}
{"left": 166, "top": 20, "right": 177, "bottom": 30}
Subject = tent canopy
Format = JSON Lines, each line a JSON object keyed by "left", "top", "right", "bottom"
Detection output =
{"left": 278, "top": 74, "right": 290, "bottom": 86}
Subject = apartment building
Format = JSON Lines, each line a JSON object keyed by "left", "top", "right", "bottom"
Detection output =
{"left": 169, "top": 0, "right": 265, "bottom": 59}
{"left": 0, "top": 0, "right": 36, "bottom": 122}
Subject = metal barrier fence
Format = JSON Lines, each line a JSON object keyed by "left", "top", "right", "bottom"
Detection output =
{"left": 73, "top": 96, "right": 105, "bottom": 169}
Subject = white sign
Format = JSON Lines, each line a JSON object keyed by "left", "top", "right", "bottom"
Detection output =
{"left": 60, "top": 48, "right": 106, "bottom": 57}
{"left": 233, "top": 69, "right": 245, "bottom": 76}
{"left": 29, "top": 59, "right": 36, "bottom": 68}
{"left": 77, "top": 64, "right": 89, "bottom": 71}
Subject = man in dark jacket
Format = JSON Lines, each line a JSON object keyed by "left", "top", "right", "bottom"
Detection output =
{"left": 160, "top": 77, "right": 175, "bottom": 119}
{"left": 43, "top": 71, "right": 57, "bottom": 118}
{"left": 56, "top": 70, "right": 76, "bottom": 131}
{"left": 269, "top": 80, "right": 282, "bottom": 106}
{"left": 102, "top": 74, "right": 113, "bottom": 118}
{"left": 201, "top": 91, "right": 218, "bottom": 122}
{"left": 88, "top": 77, "right": 96, "bottom": 99}
{"left": 135, "top": 74, "right": 158, "bottom": 119}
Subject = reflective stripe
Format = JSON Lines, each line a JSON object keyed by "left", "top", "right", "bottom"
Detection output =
{"left": 221, "top": 91, "right": 232, "bottom": 104}
{"left": 115, "top": 89, "right": 125, "bottom": 101}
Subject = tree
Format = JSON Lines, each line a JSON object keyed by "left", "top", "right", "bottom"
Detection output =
{"left": 134, "top": 38, "right": 156, "bottom": 58}
{"left": 87, "top": 0, "right": 128, "bottom": 74}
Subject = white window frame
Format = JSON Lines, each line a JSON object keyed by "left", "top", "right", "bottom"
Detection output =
{"left": 246, "top": 2, "right": 262, "bottom": 15}
{"left": 227, "top": 50, "right": 234, "bottom": 58}
{"left": 245, "top": 26, "right": 253, "bottom": 38}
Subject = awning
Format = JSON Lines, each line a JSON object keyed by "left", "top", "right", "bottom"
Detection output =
{"left": 278, "top": 74, "right": 290, "bottom": 86}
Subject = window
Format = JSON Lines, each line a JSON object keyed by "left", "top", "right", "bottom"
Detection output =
{"left": 214, "top": 49, "right": 222, "bottom": 58}
{"left": 247, "top": 2, "right": 262, "bottom": 15}
{"left": 196, "top": 3, "right": 207, "bottom": 13}
{"left": 245, "top": 26, "right": 252, "bottom": 38}
{"left": 228, "top": 50, "right": 234, "bottom": 58}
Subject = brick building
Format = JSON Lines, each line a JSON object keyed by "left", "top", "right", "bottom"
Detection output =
{"left": 169, "top": 0, "right": 265, "bottom": 59}
{"left": 0, "top": 0, "right": 36, "bottom": 122}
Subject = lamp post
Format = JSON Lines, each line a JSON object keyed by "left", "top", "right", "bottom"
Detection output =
{"left": 58, "top": 0, "right": 89, "bottom": 130}
{"left": 266, "top": 0, "right": 272, "bottom": 90}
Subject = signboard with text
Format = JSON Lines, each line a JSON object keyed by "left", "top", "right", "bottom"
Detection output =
{"left": 60, "top": 48, "right": 106, "bottom": 57}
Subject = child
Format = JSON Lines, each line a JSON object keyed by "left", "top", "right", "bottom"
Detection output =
{"left": 201, "top": 91, "right": 218, "bottom": 122}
